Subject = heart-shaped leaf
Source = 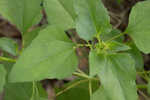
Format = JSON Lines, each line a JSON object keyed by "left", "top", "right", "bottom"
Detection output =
{"left": 127, "top": 1, "right": 150, "bottom": 53}
{"left": 9, "top": 26, "right": 78, "bottom": 82}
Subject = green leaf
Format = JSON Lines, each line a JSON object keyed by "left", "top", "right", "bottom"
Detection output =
{"left": 89, "top": 52, "right": 138, "bottom": 100}
{"left": 107, "top": 41, "right": 130, "bottom": 52}
{"left": 74, "top": 0, "right": 111, "bottom": 40}
{"left": 57, "top": 0, "right": 76, "bottom": 20}
{"left": 127, "top": 42, "right": 144, "bottom": 71}
{"left": 101, "top": 29, "right": 124, "bottom": 42}
{"left": 0, "top": 37, "right": 18, "bottom": 56}
{"left": 44, "top": 0, "right": 74, "bottom": 30}
{"left": 127, "top": 1, "right": 150, "bottom": 54}
{"left": 0, "top": 64, "right": 6, "bottom": 93}
{"left": 39, "top": 98, "right": 48, "bottom": 100}
{"left": 4, "top": 82, "right": 47, "bottom": 100}
{"left": 89, "top": 50, "right": 107, "bottom": 77}
{"left": 9, "top": 25, "right": 78, "bottom": 82}
{"left": 4, "top": 83, "right": 32, "bottom": 100}
{"left": 23, "top": 27, "right": 41, "bottom": 48}
{"left": 0, "top": 0, "right": 42, "bottom": 33}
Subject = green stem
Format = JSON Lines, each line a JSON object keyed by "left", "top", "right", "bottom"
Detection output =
{"left": 77, "top": 69, "right": 88, "bottom": 77}
{"left": 89, "top": 80, "right": 92, "bottom": 97}
{"left": 137, "top": 72, "right": 149, "bottom": 81}
{"left": 30, "top": 82, "right": 36, "bottom": 100}
{"left": 73, "top": 72, "right": 99, "bottom": 81}
{"left": 30, "top": 81, "right": 39, "bottom": 100}
{"left": 0, "top": 56, "right": 16, "bottom": 62}
{"left": 137, "top": 84, "right": 147, "bottom": 89}
{"left": 56, "top": 79, "right": 89, "bottom": 96}
{"left": 73, "top": 72, "right": 89, "bottom": 79}
{"left": 137, "top": 71, "right": 150, "bottom": 74}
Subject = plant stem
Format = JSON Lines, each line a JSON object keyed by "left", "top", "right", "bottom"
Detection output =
{"left": 30, "top": 82, "right": 36, "bottom": 100}
{"left": 56, "top": 79, "right": 89, "bottom": 96}
{"left": 89, "top": 80, "right": 92, "bottom": 97}
{"left": 0, "top": 56, "right": 16, "bottom": 63}
{"left": 73, "top": 72, "right": 99, "bottom": 81}
{"left": 137, "top": 84, "right": 147, "bottom": 89}
{"left": 73, "top": 72, "right": 89, "bottom": 79}
{"left": 77, "top": 69, "right": 87, "bottom": 75}
{"left": 137, "top": 71, "right": 150, "bottom": 74}
{"left": 137, "top": 72, "right": 149, "bottom": 81}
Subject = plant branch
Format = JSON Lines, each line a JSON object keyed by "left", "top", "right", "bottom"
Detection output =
{"left": 0, "top": 56, "right": 16, "bottom": 63}
{"left": 73, "top": 72, "right": 99, "bottom": 81}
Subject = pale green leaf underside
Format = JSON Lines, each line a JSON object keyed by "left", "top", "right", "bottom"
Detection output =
{"left": 90, "top": 52, "right": 138, "bottom": 100}
{"left": 127, "top": 1, "right": 150, "bottom": 54}
{"left": 0, "top": 37, "right": 18, "bottom": 56}
{"left": 9, "top": 26, "right": 78, "bottom": 82}
{"left": 74, "top": 0, "right": 111, "bottom": 40}
{"left": 0, "top": 64, "right": 6, "bottom": 93}
{"left": 0, "top": 0, "right": 42, "bottom": 33}
{"left": 91, "top": 87, "right": 108, "bottom": 100}
{"left": 44, "top": 0, "right": 74, "bottom": 30}
{"left": 89, "top": 50, "right": 106, "bottom": 77}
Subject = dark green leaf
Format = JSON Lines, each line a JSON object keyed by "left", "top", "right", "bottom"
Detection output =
{"left": 0, "top": 64, "right": 6, "bottom": 93}
{"left": 4, "top": 83, "right": 32, "bottom": 100}
{"left": 0, "top": 0, "right": 42, "bottom": 33}
{"left": 127, "top": 1, "right": 150, "bottom": 53}
{"left": 56, "top": 79, "right": 90, "bottom": 100}
{"left": 0, "top": 37, "right": 18, "bottom": 56}
{"left": 74, "top": 0, "right": 111, "bottom": 40}
{"left": 9, "top": 25, "right": 78, "bottom": 82}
